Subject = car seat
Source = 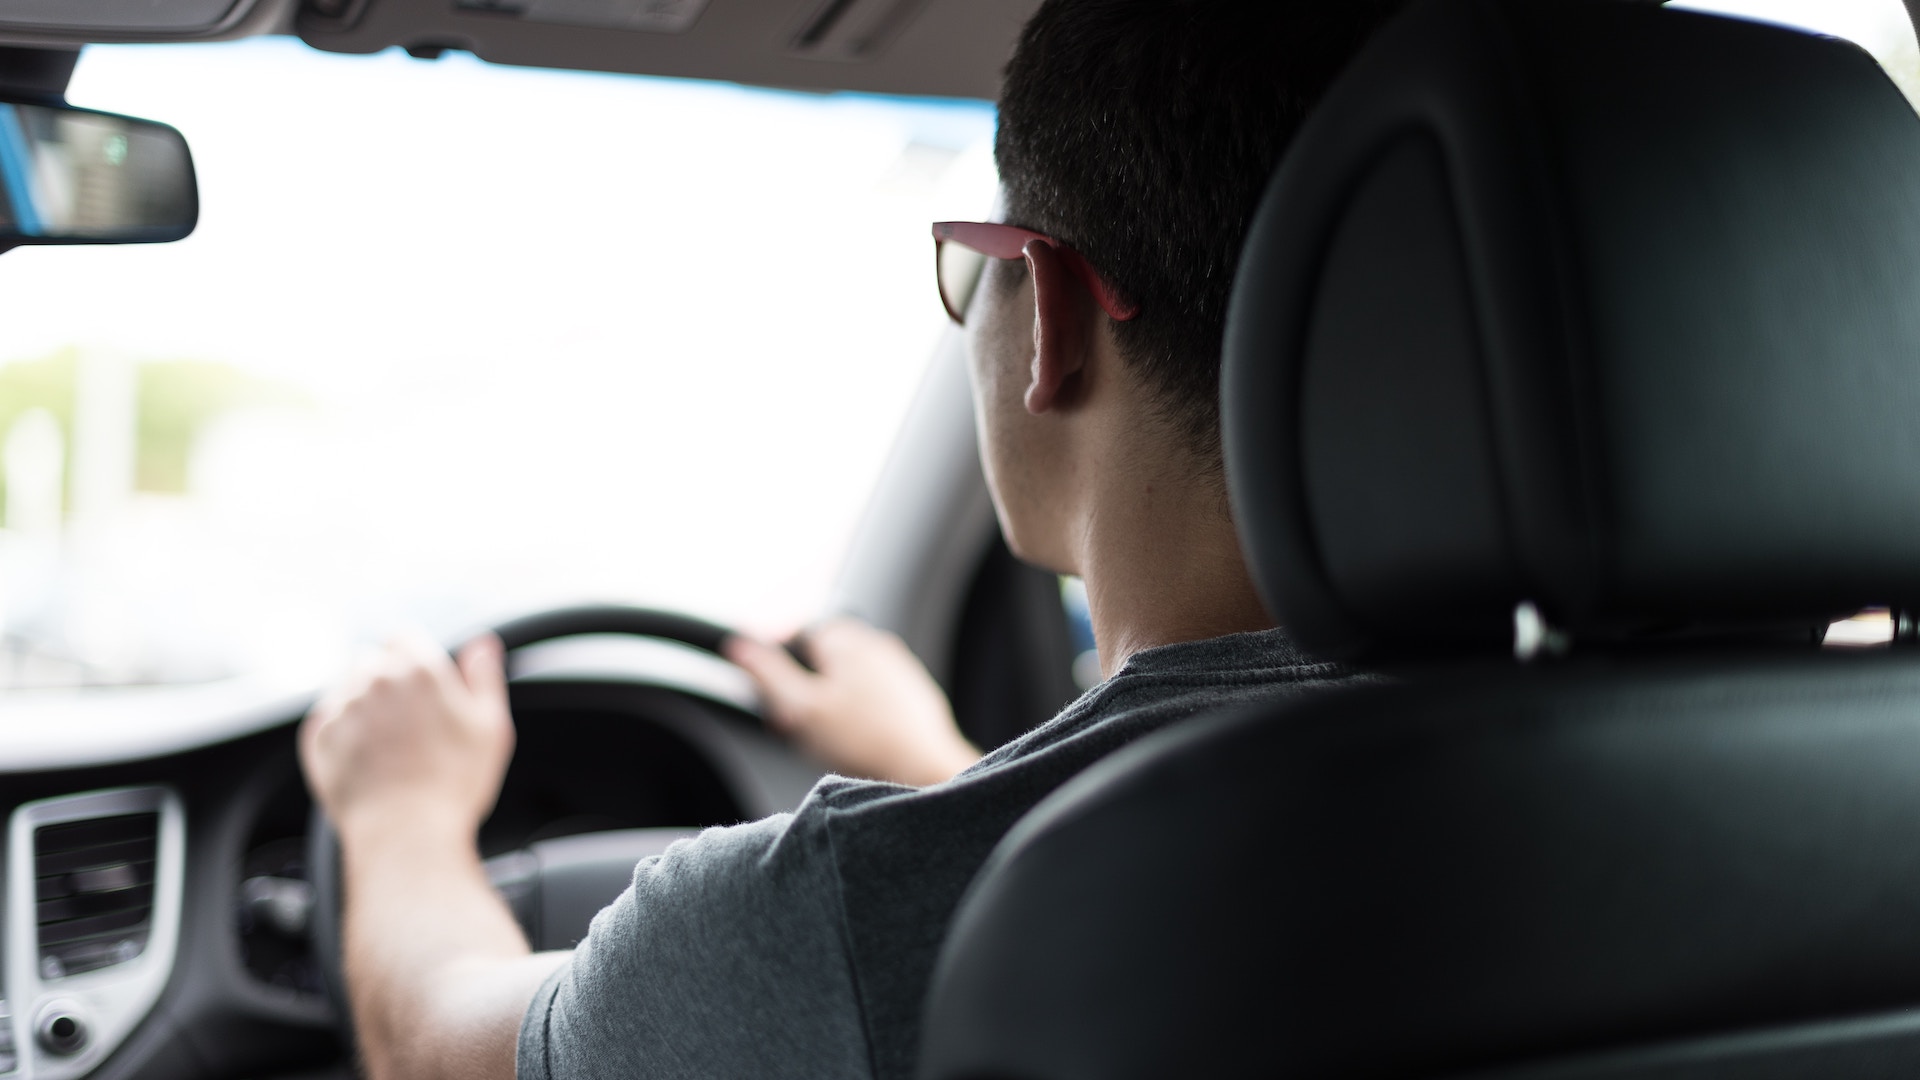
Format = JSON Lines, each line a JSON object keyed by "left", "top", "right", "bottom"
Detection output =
{"left": 917, "top": 0, "right": 1920, "bottom": 1076}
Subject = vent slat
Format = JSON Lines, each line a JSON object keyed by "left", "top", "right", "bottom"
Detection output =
{"left": 36, "top": 839, "right": 157, "bottom": 877}
{"left": 40, "top": 931, "right": 149, "bottom": 978}
{"left": 34, "top": 815, "right": 157, "bottom": 849}
{"left": 38, "top": 882, "right": 155, "bottom": 925}
{"left": 37, "top": 857, "right": 154, "bottom": 899}
{"left": 38, "top": 905, "right": 151, "bottom": 945}
{"left": 35, "top": 810, "right": 159, "bottom": 977}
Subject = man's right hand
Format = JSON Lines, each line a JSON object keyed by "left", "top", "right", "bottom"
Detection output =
{"left": 299, "top": 633, "right": 516, "bottom": 843}
{"left": 725, "top": 618, "right": 981, "bottom": 787}
{"left": 297, "top": 634, "right": 555, "bottom": 1080}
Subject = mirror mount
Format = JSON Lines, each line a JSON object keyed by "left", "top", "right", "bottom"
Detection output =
{"left": 0, "top": 46, "right": 78, "bottom": 101}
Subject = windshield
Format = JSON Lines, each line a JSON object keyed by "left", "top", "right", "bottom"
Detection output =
{"left": 0, "top": 41, "right": 996, "bottom": 689}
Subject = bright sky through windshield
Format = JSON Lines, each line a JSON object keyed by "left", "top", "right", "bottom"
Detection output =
{"left": 2, "top": 2, "right": 1911, "bottom": 689}
{"left": 0, "top": 40, "right": 997, "bottom": 688}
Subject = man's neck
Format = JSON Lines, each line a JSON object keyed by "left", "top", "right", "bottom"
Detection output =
{"left": 1074, "top": 452, "right": 1275, "bottom": 679}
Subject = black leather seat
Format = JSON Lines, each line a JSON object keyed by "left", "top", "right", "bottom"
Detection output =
{"left": 918, "top": 1, "right": 1920, "bottom": 1076}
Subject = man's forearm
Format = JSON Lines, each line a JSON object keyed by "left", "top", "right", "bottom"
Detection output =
{"left": 341, "top": 805, "right": 568, "bottom": 1080}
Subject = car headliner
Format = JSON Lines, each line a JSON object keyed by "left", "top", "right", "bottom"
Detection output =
{"left": 0, "top": 0, "right": 1042, "bottom": 100}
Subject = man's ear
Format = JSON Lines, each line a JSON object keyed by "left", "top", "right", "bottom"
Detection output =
{"left": 1023, "top": 238, "right": 1093, "bottom": 415}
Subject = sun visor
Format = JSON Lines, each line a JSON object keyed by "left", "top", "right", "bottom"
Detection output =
{"left": 0, "top": 0, "right": 287, "bottom": 45}
{"left": 297, "top": 0, "right": 1034, "bottom": 99}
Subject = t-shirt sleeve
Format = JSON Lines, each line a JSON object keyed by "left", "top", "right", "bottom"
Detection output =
{"left": 515, "top": 801, "right": 873, "bottom": 1080}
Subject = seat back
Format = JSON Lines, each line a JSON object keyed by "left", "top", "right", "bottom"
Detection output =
{"left": 919, "top": 0, "right": 1920, "bottom": 1075}
{"left": 924, "top": 656, "right": 1920, "bottom": 1078}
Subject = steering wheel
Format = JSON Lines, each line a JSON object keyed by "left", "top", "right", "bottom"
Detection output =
{"left": 304, "top": 605, "right": 780, "bottom": 1030}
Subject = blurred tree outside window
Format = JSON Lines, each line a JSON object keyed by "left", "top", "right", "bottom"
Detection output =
{"left": 0, "top": 349, "right": 303, "bottom": 517}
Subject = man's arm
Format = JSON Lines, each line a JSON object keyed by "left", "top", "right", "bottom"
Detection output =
{"left": 300, "top": 634, "right": 554, "bottom": 1080}
{"left": 299, "top": 619, "right": 971, "bottom": 1080}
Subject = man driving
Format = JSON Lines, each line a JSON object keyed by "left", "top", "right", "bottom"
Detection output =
{"left": 298, "top": 1, "right": 1403, "bottom": 1076}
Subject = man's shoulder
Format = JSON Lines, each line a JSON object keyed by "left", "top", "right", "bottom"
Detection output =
{"left": 964, "top": 626, "right": 1358, "bottom": 773}
{"left": 804, "top": 628, "right": 1358, "bottom": 823}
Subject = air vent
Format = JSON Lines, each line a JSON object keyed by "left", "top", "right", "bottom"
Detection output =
{"left": 789, "top": 0, "right": 931, "bottom": 62}
{"left": 33, "top": 813, "right": 158, "bottom": 979}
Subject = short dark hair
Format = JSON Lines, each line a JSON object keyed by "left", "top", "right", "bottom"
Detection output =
{"left": 996, "top": 0, "right": 1407, "bottom": 464}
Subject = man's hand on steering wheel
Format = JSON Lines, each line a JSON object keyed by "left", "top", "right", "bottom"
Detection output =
{"left": 299, "top": 633, "right": 551, "bottom": 1080}
{"left": 303, "top": 614, "right": 976, "bottom": 843}
{"left": 301, "top": 633, "right": 516, "bottom": 844}
{"left": 726, "top": 617, "right": 982, "bottom": 787}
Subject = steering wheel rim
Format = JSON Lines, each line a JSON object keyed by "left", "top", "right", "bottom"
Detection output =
{"left": 489, "top": 604, "right": 737, "bottom": 656}
{"left": 305, "top": 604, "right": 764, "bottom": 1034}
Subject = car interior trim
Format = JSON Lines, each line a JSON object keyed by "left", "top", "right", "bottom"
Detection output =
{"left": 5, "top": 787, "right": 185, "bottom": 1080}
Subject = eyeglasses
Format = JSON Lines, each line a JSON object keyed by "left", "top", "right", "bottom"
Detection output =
{"left": 932, "top": 221, "right": 1140, "bottom": 327}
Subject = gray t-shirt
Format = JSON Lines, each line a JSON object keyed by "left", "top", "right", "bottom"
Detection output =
{"left": 517, "top": 627, "right": 1352, "bottom": 1080}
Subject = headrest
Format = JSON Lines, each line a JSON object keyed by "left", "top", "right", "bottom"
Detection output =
{"left": 1223, "top": 0, "right": 1920, "bottom": 662}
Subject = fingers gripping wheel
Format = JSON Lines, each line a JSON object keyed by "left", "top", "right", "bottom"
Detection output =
{"left": 303, "top": 604, "right": 767, "bottom": 1033}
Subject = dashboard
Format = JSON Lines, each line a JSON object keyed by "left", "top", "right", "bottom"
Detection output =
{"left": 0, "top": 642, "right": 825, "bottom": 1080}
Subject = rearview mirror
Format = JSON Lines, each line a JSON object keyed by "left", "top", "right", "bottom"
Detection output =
{"left": 0, "top": 100, "right": 197, "bottom": 249}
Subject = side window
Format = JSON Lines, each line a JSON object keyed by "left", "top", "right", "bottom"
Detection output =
{"left": 1673, "top": 0, "right": 1920, "bottom": 109}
